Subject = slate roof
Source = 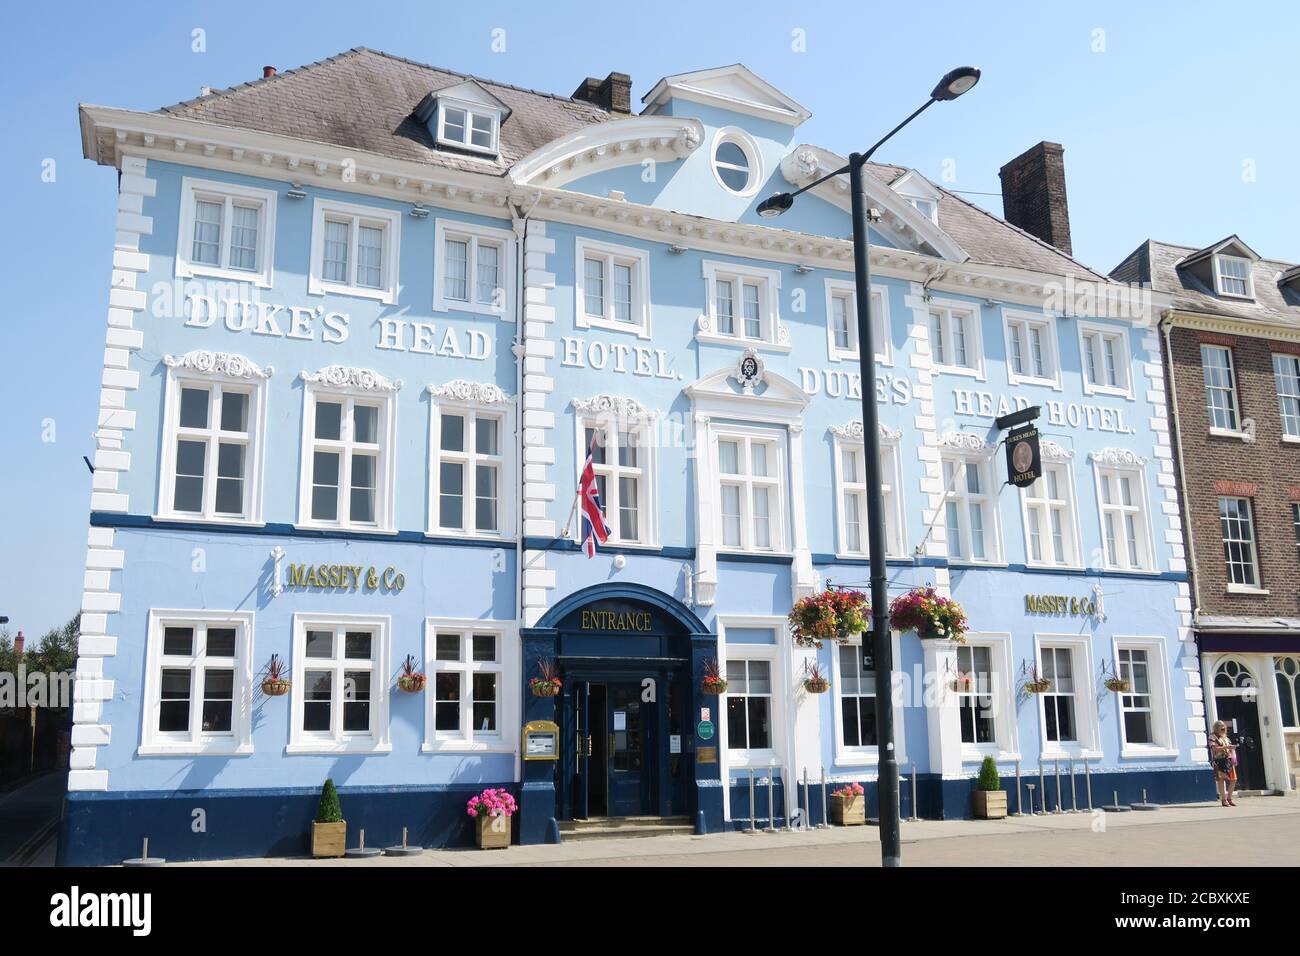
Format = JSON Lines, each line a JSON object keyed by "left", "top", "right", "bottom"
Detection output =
{"left": 159, "top": 46, "right": 1108, "bottom": 281}
{"left": 1110, "top": 239, "right": 1300, "bottom": 330}
{"left": 160, "top": 47, "right": 612, "bottom": 175}
{"left": 868, "top": 162, "right": 1106, "bottom": 281}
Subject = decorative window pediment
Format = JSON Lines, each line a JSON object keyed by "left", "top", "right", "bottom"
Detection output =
{"left": 427, "top": 380, "right": 512, "bottom": 407}
{"left": 299, "top": 365, "right": 403, "bottom": 393}
{"left": 829, "top": 421, "right": 902, "bottom": 443}
{"left": 939, "top": 431, "right": 994, "bottom": 455}
{"left": 1088, "top": 447, "right": 1147, "bottom": 469}
{"left": 572, "top": 394, "right": 658, "bottom": 424}
{"left": 685, "top": 352, "right": 809, "bottom": 420}
{"left": 164, "top": 349, "right": 273, "bottom": 381}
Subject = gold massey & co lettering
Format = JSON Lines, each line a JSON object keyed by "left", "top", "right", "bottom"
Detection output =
{"left": 285, "top": 563, "right": 404, "bottom": 593}
{"left": 1025, "top": 594, "right": 1097, "bottom": 617}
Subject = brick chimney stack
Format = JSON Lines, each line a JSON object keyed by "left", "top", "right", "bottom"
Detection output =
{"left": 262, "top": 65, "right": 277, "bottom": 79}
{"left": 572, "top": 72, "right": 632, "bottom": 113}
{"left": 999, "top": 141, "right": 1073, "bottom": 256}
{"left": 13, "top": 631, "right": 24, "bottom": 656}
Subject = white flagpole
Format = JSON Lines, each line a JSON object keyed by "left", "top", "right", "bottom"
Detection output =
{"left": 560, "top": 431, "right": 601, "bottom": 540}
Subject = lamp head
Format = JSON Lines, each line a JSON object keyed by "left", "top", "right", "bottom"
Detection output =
{"left": 756, "top": 192, "right": 794, "bottom": 218}
{"left": 931, "top": 66, "right": 981, "bottom": 101}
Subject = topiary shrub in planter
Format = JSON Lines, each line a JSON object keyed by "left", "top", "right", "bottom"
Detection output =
{"left": 312, "top": 778, "right": 347, "bottom": 857}
{"left": 972, "top": 756, "right": 1006, "bottom": 820}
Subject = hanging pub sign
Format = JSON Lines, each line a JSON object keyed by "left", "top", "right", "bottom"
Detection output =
{"left": 1005, "top": 424, "right": 1042, "bottom": 488}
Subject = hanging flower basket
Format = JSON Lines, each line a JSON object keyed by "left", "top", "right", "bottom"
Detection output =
{"left": 1104, "top": 677, "right": 1131, "bottom": 693}
{"left": 260, "top": 654, "right": 290, "bottom": 697}
{"left": 702, "top": 658, "right": 727, "bottom": 695}
{"left": 396, "top": 655, "right": 426, "bottom": 693}
{"left": 951, "top": 673, "right": 975, "bottom": 693}
{"left": 530, "top": 679, "right": 562, "bottom": 698}
{"left": 1024, "top": 677, "right": 1053, "bottom": 695}
{"left": 397, "top": 674, "right": 426, "bottom": 693}
{"left": 804, "top": 676, "right": 831, "bottom": 695}
{"left": 530, "top": 659, "right": 563, "bottom": 697}
{"left": 889, "top": 587, "right": 969, "bottom": 643}
{"left": 788, "top": 588, "right": 869, "bottom": 649}
{"left": 261, "top": 677, "right": 291, "bottom": 697}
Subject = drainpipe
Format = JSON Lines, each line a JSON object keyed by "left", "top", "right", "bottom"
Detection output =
{"left": 510, "top": 192, "right": 544, "bottom": 634}
{"left": 1160, "top": 312, "right": 1202, "bottom": 618}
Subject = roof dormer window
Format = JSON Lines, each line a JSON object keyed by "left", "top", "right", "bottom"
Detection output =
{"left": 1214, "top": 254, "right": 1253, "bottom": 299}
{"left": 438, "top": 101, "right": 498, "bottom": 153}
{"left": 890, "top": 169, "right": 942, "bottom": 226}
{"left": 415, "top": 80, "right": 511, "bottom": 159}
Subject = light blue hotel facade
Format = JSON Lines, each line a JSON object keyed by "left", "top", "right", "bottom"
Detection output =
{"left": 64, "top": 51, "right": 1210, "bottom": 863}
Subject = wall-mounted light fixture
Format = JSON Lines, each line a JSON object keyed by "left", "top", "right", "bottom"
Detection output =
{"left": 286, "top": 183, "right": 307, "bottom": 200}
{"left": 794, "top": 263, "right": 814, "bottom": 275}
{"left": 409, "top": 204, "right": 430, "bottom": 219}
{"left": 668, "top": 243, "right": 687, "bottom": 255}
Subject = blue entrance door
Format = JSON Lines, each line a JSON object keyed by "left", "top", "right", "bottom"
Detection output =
{"left": 607, "top": 682, "right": 648, "bottom": 816}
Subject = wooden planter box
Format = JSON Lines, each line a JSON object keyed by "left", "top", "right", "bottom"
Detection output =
{"left": 311, "top": 820, "right": 346, "bottom": 858}
{"left": 476, "top": 813, "right": 512, "bottom": 849}
{"left": 972, "top": 790, "right": 1007, "bottom": 820}
{"left": 830, "top": 793, "right": 866, "bottom": 826}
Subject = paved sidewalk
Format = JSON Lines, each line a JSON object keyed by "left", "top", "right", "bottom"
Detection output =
{"left": 176, "top": 793, "right": 1300, "bottom": 867}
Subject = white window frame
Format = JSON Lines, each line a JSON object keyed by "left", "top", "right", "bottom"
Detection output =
{"left": 1111, "top": 636, "right": 1178, "bottom": 758}
{"left": 296, "top": 374, "right": 398, "bottom": 533}
{"left": 574, "top": 236, "right": 651, "bottom": 339}
{"left": 1201, "top": 344, "right": 1242, "bottom": 435}
{"left": 428, "top": 389, "right": 516, "bottom": 540}
{"left": 1020, "top": 461, "right": 1083, "bottom": 570}
{"left": 713, "top": 424, "right": 788, "bottom": 554}
{"left": 830, "top": 628, "right": 908, "bottom": 767}
{"left": 433, "top": 218, "right": 514, "bottom": 317}
{"left": 1213, "top": 254, "right": 1254, "bottom": 299}
{"left": 927, "top": 298, "right": 984, "bottom": 379}
{"left": 1092, "top": 460, "right": 1155, "bottom": 573}
{"left": 1033, "top": 634, "right": 1101, "bottom": 761}
{"left": 709, "top": 127, "right": 762, "bottom": 198}
{"left": 156, "top": 360, "right": 269, "bottom": 525}
{"left": 1273, "top": 352, "right": 1300, "bottom": 441}
{"left": 1077, "top": 321, "right": 1133, "bottom": 398}
{"left": 698, "top": 260, "right": 788, "bottom": 351}
{"left": 435, "top": 97, "right": 501, "bottom": 155}
{"left": 175, "top": 177, "right": 277, "bottom": 288}
{"left": 574, "top": 411, "right": 658, "bottom": 548}
{"left": 955, "top": 632, "right": 1019, "bottom": 763}
{"left": 1218, "top": 495, "right": 1263, "bottom": 593}
{"left": 139, "top": 609, "right": 255, "bottom": 756}
{"left": 831, "top": 427, "right": 904, "bottom": 558}
{"left": 940, "top": 449, "right": 1003, "bottom": 565}
{"left": 423, "top": 619, "right": 519, "bottom": 753}
{"left": 307, "top": 198, "right": 402, "bottom": 304}
{"left": 824, "top": 278, "right": 890, "bottom": 364}
{"left": 287, "top": 613, "right": 391, "bottom": 754}
{"left": 1002, "top": 309, "right": 1061, "bottom": 390}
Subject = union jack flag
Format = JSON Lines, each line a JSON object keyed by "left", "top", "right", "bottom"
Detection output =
{"left": 578, "top": 436, "right": 612, "bottom": 558}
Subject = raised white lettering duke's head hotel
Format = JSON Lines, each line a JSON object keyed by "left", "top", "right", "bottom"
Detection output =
{"left": 63, "top": 49, "right": 1210, "bottom": 863}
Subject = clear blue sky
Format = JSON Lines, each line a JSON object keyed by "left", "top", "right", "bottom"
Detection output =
{"left": 2, "top": 1, "right": 1298, "bottom": 637}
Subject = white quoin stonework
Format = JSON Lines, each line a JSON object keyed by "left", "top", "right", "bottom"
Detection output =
{"left": 71, "top": 154, "right": 154, "bottom": 791}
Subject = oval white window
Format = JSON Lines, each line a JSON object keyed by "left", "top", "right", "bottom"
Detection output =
{"left": 713, "top": 139, "right": 752, "bottom": 194}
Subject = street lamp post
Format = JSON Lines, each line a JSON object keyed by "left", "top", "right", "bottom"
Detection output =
{"left": 757, "top": 66, "right": 980, "bottom": 867}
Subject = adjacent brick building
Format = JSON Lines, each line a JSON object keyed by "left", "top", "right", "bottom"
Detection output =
{"left": 1113, "top": 235, "right": 1300, "bottom": 792}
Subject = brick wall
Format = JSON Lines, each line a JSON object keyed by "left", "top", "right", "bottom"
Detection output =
{"left": 1167, "top": 325, "right": 1300, "bottom": 617}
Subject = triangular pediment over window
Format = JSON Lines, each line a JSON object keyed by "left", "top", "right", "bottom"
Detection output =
{"left": 685, "top": 352, "right": 809, "bottom": 423}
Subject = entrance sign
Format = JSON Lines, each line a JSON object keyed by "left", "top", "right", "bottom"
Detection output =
{"left": 522, "top": 720, "right": 560, "bottom": 761}
{"left": 1005, "top": 425, "right": 1042, "bottom": 488}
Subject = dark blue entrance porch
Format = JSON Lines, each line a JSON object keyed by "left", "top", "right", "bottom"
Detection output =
{"left": 519, "top": 583, "right": 722, "bottom": 844}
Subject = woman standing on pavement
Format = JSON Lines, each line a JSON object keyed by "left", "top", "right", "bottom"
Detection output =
{"left": 1210, "top": 720, "right": 1238, "bottom": 807}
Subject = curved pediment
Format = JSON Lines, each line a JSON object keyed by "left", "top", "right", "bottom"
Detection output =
{"left": 510, "top": 115, "right": 705, "bottom": 188}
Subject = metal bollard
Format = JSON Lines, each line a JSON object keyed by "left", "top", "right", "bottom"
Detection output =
{"left": 1069, "top": 759, "right": 1079, "bottom": 812}
{"left": 747, "top": 769, "right": 757, "bottom": 833}
{"left": 910, "top": 765, "right": 920, "bottom": 822}
{"left": 765, "top": 764, "right": 777, "bottom": 833}
{"left": 819, "top": 766, "right": 829, "bottom": 829}
{"left": 1054, "top": 760, "right": 1064, "bottom": 813}
{"left": 1025, "top": 782, "right": 1038, "bottom": 815}
{"left": 1084, "top": 756, "right": 1094, "bottom": 811}
{"left": 1014, "top": 761, "right": 1023, "bottom": 816}
{"left": 802, "top": 767, "right": 812, "bottom": 829}
{"left": 1039, "top": 763, "right": 1046, "bottom": 814}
